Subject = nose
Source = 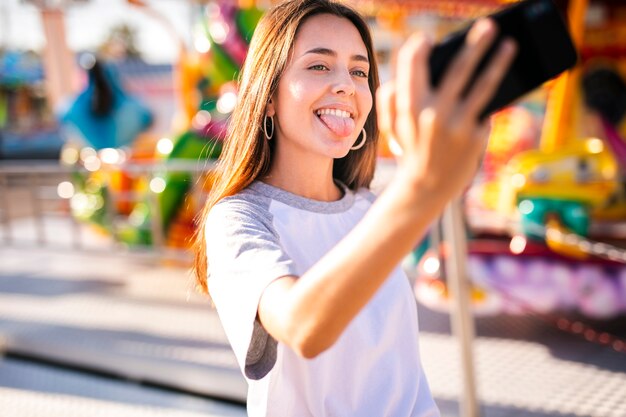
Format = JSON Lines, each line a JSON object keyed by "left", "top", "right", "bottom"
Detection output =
{"left": 331, "top": 69, "right": 356, "bottom": 96}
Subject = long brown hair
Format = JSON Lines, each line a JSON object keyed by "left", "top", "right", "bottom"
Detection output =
{"left": 193, "top": 0, "right": 380, "bottom": 293}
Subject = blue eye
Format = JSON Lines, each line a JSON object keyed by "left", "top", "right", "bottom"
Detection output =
{"left": 352, "top": 70, "right": 368, "bottom": 78}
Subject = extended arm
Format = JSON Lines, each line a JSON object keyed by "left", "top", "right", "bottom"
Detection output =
{"left": 259, "top": 20, "right": 516, "bottom": 358}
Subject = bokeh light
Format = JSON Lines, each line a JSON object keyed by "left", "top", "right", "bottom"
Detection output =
{"left": 191, "top": 110, "right": 212, "bottom": 130}
{"left": 510, "top": 235, "right": 527, "bottom": 254}
{"left": 216, "top": 91, "right": 237, "bottom": 114}
{"left": 210, "top": 21, "right": 229, "bottom": 44}
{"left": 83, "top": 155, "right": 101, "bottom": 172}
{"left": 57, "top": 181, "right": 75, "bottom": 199}
{"left": 194, "top": 35, "right": 211, "bottom": 53}
{"left": 79, "top": 147, "right": 97, "bottom": 162}
{"left": 157, "top": 138, "right": 174, "bottom": 155}
{"left": 61, "top": 147, "right": 80, "bottom": 165}
{"left": 423, "top": 256, "right": 440, "bottom": 275}
{"left": 150, "top": 177, "right": 167, "bottom": 193}
{"left": 585, "top": 138, "right": 604, "bottom": 154}
{"left": 99, "top": 148, "right": 121, "bottom": 165}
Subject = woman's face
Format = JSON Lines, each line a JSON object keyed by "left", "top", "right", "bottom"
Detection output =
{"left": 269, "top": 13, "right": 373, "bottom": 160}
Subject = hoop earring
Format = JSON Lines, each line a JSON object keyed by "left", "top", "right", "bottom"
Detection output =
{"left": 263, "top": 115, "right": 274, "bottom": 140}
{"left": 350, "top": 128, "right": 367, "bottom": 150}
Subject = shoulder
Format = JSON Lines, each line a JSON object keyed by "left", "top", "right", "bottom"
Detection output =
{"left": 205, "top": 184, "right": 275, "bottom": 236}
{"left": 208, "top": 187, "right": 273, "bottom": 224}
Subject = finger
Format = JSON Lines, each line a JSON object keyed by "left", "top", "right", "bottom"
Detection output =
{"left": 395, "top": 32, "right": 432, "bottom": 114}
{"left": 470, "top": 118, "right": 492, "bottom": 157}
{"left": 376, "top": 81, "right": 400, "bottom": 149}
{"left": 377, "top": 81, "right": 396, "bottom": 137}
{"left": 436, "top": 19, "right": 498, "bottom": 107}
{"left": 475, "top": 119, "right": 491, "bottom": 149}
{"left": 463, "top": 39, "right": 517, "bottom": 118}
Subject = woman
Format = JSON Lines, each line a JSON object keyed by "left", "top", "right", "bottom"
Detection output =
{"left": 194, "top": 0, "right": 516, "bottom": 415}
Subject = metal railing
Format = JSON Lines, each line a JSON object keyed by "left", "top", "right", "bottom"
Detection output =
{"left": 0, "top": 159, "right": 216, "bottom": 262}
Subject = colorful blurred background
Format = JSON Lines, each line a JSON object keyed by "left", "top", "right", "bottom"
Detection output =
{"left": 1, "top": 1, "right": 626, "bottom": 416}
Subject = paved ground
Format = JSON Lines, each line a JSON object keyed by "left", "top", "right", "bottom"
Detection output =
{"left": 0, "top": 356, "right": 246, "bottom": 417}
{"left": 1, "top": 240, "right": 625, "bottom": 417}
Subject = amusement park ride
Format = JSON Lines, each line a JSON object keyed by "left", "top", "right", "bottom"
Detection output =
{"left": 392, "top": 0, "right": 626, "bottom": 322}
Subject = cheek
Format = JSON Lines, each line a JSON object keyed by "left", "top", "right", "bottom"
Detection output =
{"left": 274, "top": 84, "right": 310, "bottom": 143}
{"left": 359, "top": 86, "right": 373, "bottom": 120}
{"left": 279, "top": 76, "right": 315, "bottom": 110}
{"left": 276, "top": 76, "right": 325, "bottom": 128}
{"left": 275, "top": 79, "right": 311, "bottom": 123}
{"left": 287, "top": 80, "right": 306, "bottom": 102}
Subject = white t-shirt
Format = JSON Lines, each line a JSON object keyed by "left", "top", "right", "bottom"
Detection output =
{"left": 205, "top": 181, "right": 439, "bottom": 417}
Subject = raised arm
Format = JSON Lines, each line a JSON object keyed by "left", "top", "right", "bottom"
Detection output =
{"left": 258, "top": 19, "right": 517, "bottom": 358}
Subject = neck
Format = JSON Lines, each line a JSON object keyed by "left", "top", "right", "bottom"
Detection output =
{"left": 263, "top": 147, "right": 342, "bottom": 202}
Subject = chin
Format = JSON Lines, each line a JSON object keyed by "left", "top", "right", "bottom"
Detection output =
{"left": 333, "top": 148, "right": 352, "bottom": 159}
{"left": 299, "top": 132, "right": 357, "bottom": 160}
{"left": 322, "top": 143, "right": 352, "bottom": 160}
{"left": 324, "top": 136, "right": 357, "bottom": 158}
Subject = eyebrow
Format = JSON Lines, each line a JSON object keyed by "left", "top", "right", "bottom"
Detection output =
{"left": 304, "top": 47, "right": 369, "bottom": 64}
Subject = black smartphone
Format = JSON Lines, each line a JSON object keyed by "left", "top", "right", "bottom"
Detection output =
{"left": 428, "top": 0, "right": 578, "bottom": 120}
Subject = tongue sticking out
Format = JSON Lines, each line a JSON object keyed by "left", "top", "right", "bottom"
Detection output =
{"left": 319, "top": 113, "right": 355, "bottom": 137}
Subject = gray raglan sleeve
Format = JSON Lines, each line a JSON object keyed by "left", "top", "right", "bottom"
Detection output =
{"left": 205, "top": 196, "right": 298, "bottom": 380}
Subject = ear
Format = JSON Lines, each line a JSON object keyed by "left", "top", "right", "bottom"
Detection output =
{"left": 266, "top": 97, "right": 276, "bottom": 117}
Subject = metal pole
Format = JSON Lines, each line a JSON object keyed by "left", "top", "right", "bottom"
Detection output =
{"left": 39, "top": 7, "right": 77, "bottom": 110}
{"left": 442, "top": 197, "right": 480, "bottom": 417}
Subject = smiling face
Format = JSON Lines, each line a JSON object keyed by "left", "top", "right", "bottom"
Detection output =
{"left": 268, "top": 13, "right": 373, "bottom": 162}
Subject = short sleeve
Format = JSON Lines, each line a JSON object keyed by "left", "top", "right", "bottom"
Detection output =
{"left": 205, "top": 196, "right": 298, "bottom": 380}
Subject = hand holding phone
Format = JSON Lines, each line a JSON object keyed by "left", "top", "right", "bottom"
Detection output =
{"left": 428, "top": 0, "right": 578, "bottom": 120}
